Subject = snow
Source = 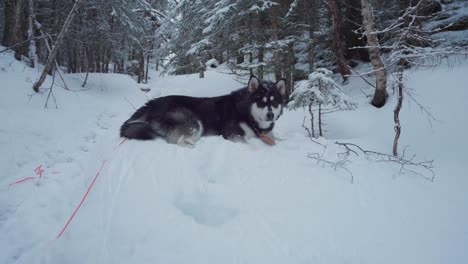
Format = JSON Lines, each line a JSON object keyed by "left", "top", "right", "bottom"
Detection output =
{"left": 205, "top": 58, "right": 219, "bottom": 68}
{"left": 426, "top": 1, "right": 468, "bottom": 30}
{"left": 1, "top": 48, "right": 468, "bottom": 264}
{"left": 427, "top": 0, "right": 468, "bottom": 47}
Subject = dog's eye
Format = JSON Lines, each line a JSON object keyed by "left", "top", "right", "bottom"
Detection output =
{"left": 263, "top": 97, "right": 267, "bottom": 103}
{"left": 270, "top": 96, "right": 274, "bottom": 101}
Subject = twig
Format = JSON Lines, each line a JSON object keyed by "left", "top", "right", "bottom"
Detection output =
{"left": 301, "top": 116, "right": 325, "bottom": 147}
{"left": 45, "top": 33, "right": 69, "bottom": 90}
{"left": 404, "top": 88, "right": 438, "bottom": 127}
{"left": 45, "top": 68, "right": 58, "bottom": 109}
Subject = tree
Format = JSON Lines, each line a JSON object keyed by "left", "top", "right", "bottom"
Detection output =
{"left": 27, "top": 0, "right": 37, "bottom": 68}
{"left": 342, "top": 0, "right": 368, "bottom": 62}
{"left": 289, "top": 68, "right": 357, "bottom": 137}
{"left": 33, "top": 0, "right": 80, "bottom": 92}
{"left": 328, "top": 0, "right": 351, "bottom": 82}
{"left": 361, "top": 0, "right": 388, "bottom": 108}
{"left": 380, "top": 0, "right": 465, "bottom": 156}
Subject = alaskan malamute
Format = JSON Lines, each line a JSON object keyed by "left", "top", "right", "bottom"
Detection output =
{"left": 120, "top": 76, "right": 285, "bottom": 146}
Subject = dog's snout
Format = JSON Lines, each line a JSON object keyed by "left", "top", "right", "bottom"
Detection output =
{"left": 266, "top": 112, "right": 274, "bottom": 121}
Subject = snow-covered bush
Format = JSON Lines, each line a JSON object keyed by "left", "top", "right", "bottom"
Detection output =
{"left": 290, "top": 68, "right": 357, "bottom": 111}
{"left": 205, "top": 58, "right": 219, "bottom": 68}
{"left": 289, "top": 68, "right": 357, "bottom": 137}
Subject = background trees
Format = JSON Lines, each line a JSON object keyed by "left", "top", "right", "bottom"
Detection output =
{"left": 1, "top": 0, "right": 464, "bottom": 106}
{"left": 2, "top": 0, "right": 167, "bottom": 83}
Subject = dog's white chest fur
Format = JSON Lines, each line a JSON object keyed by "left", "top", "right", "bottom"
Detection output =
{"left": 239, "top": 122, "right": 256, "bottom": 139}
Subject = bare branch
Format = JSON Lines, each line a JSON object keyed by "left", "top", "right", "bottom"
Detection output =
{"left": 308, "top": 152, "right": 354, "bottom": 184}
{"left": 44, "top": 69, "right": 58, "bottom": 109}
{"left": 335, "top": 142, "right": 435, "bottom": 182}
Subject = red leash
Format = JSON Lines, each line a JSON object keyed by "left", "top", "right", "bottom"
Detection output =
{"left": 258, "top": 134, "right": 275, "bottom": 146}
{"left": 9, "top": 176, "right": 36, "bottom": 186}
{"left": 56, "top": 138, "right": 128, "bottom": 239}
{"left": 118, "top": 137, "right": 127, "bottom": 146}
{"left": 56, "top": 160, "right": 107, "bottom": 239}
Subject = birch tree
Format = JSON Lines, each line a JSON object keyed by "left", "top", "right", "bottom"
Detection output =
{"left": 361, "top": 0, "right": 387, "bottom": 108}
{"left": 27, "top": 0, "right": 37, "bottom": 68}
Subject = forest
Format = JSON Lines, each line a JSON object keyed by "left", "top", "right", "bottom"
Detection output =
{"left": 1, "top": 1, "right": 468, "bottom": 263}
{"left": 1, "top": 0, "right": 464, "bottom": 105}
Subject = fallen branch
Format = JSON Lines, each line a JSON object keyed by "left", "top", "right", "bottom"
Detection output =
{"left": 308, "top": 152, "right": 354, "bottom": 183}
{"left": 307, "top": 141, "right": 435, "bottom": 183}
{"left": 335, "top": 141, "right": 435, "bottom": 181}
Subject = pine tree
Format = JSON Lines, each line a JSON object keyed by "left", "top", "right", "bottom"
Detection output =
{"left": 290, "top": 68, "right": 357, "bottom": 137}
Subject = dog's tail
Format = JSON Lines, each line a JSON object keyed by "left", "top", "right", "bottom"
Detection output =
{"left": 120, "top": 105, "right": 158, "bottom": 140}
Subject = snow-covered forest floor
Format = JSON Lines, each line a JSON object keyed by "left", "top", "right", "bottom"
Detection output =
{"left": 0, "top": 48, "right": 467, "bottom": 264}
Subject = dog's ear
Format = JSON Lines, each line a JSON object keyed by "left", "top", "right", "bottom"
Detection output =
{"left": 248, "top": 76, "right": 260, "bottom": 93}
{"left": 275, "top": 79, "right": 286, "bottom": 96}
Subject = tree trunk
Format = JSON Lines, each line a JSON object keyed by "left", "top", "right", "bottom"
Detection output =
{"left": 199, "top": 61, "right": 205, "bottom": 78}
{"left": 249, "top": 51, "right": 253, "bottom": 76}
{"left": 307, "top": 0, "right": 317, "bottom": 72}
{"left": 258, "top": 46, "right": 264, "bottom": 79}
{"left": 285, "top": 42, "right": 295, "bottom": 98}
{"left": 2, "top": 0, "right": 15, "bottom": 46}
{"left": 343, "top": 0, "right": 369, "bottom": 61}
{"left": 145, "top": 44, "right": 153, "bottom": 83}
{"left": 52, "top": 0, "right": 61, "bottom": 35}
{"left": 13, "top": 0, "right": 26, "bottom": 61}
{"left": 145, "top": 52, "right": 150, "bottom": 83}
{"left": 27, "top": 0, "right": 36, "bottom": 68}
{"left": 268, "top": 5, "right": 282, "bottom": 81}
{"left": 35, "top": 22, "right": 69, "bottom": 90}
{"left": 236, "top": 52, "right": 244, "bottom": 64}
{"left": 81, "top": 47, "right": 88, "bottom": 73}
{"left": 33, "top": 0, "right": 80, "bottom": 92}
{"left": 393, "top": 66, "right": 404, "bottom": 156}
{"left": 67, "top": 45, "right": 75, "bottom": 73}
{"left": 137, "top": 49, "right": 144, "bottom": 83}
{"left": 318, "top": 103, "right": 323, "bottom": 137}
{"left": 82, "top": 71, "right": 89, "bottom": 88}
{"left": 309, "top": 103, "right": 315, "bottom": 138}
{"left": 328, "top": 0, "right": 351, "bottom": 82}
{"left": 361, "top": 0, "right": 388, "bottom": 108}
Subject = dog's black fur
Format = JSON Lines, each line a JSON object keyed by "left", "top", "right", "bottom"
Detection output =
{"left": 120, "top": 76, "right": 285, "bottom": 146}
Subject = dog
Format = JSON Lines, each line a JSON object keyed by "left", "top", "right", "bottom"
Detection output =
{"left": 120, "top": 76, "right": 286, "bottom": 146}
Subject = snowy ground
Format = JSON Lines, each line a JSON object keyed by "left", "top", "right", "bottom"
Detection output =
{"left": 1, "top": 49, "right": 467, "bottom": 264}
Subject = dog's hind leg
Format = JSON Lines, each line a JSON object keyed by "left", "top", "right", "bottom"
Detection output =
{"left": 120, "top": 105, "right": 161, "bottom": 140}
{"left": 151, "top": 108, "right": 203, "bottom": 147}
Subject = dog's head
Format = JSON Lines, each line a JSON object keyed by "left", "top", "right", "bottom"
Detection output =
{"left": 247, "top": 76, "right": 286, "bottom": 129}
